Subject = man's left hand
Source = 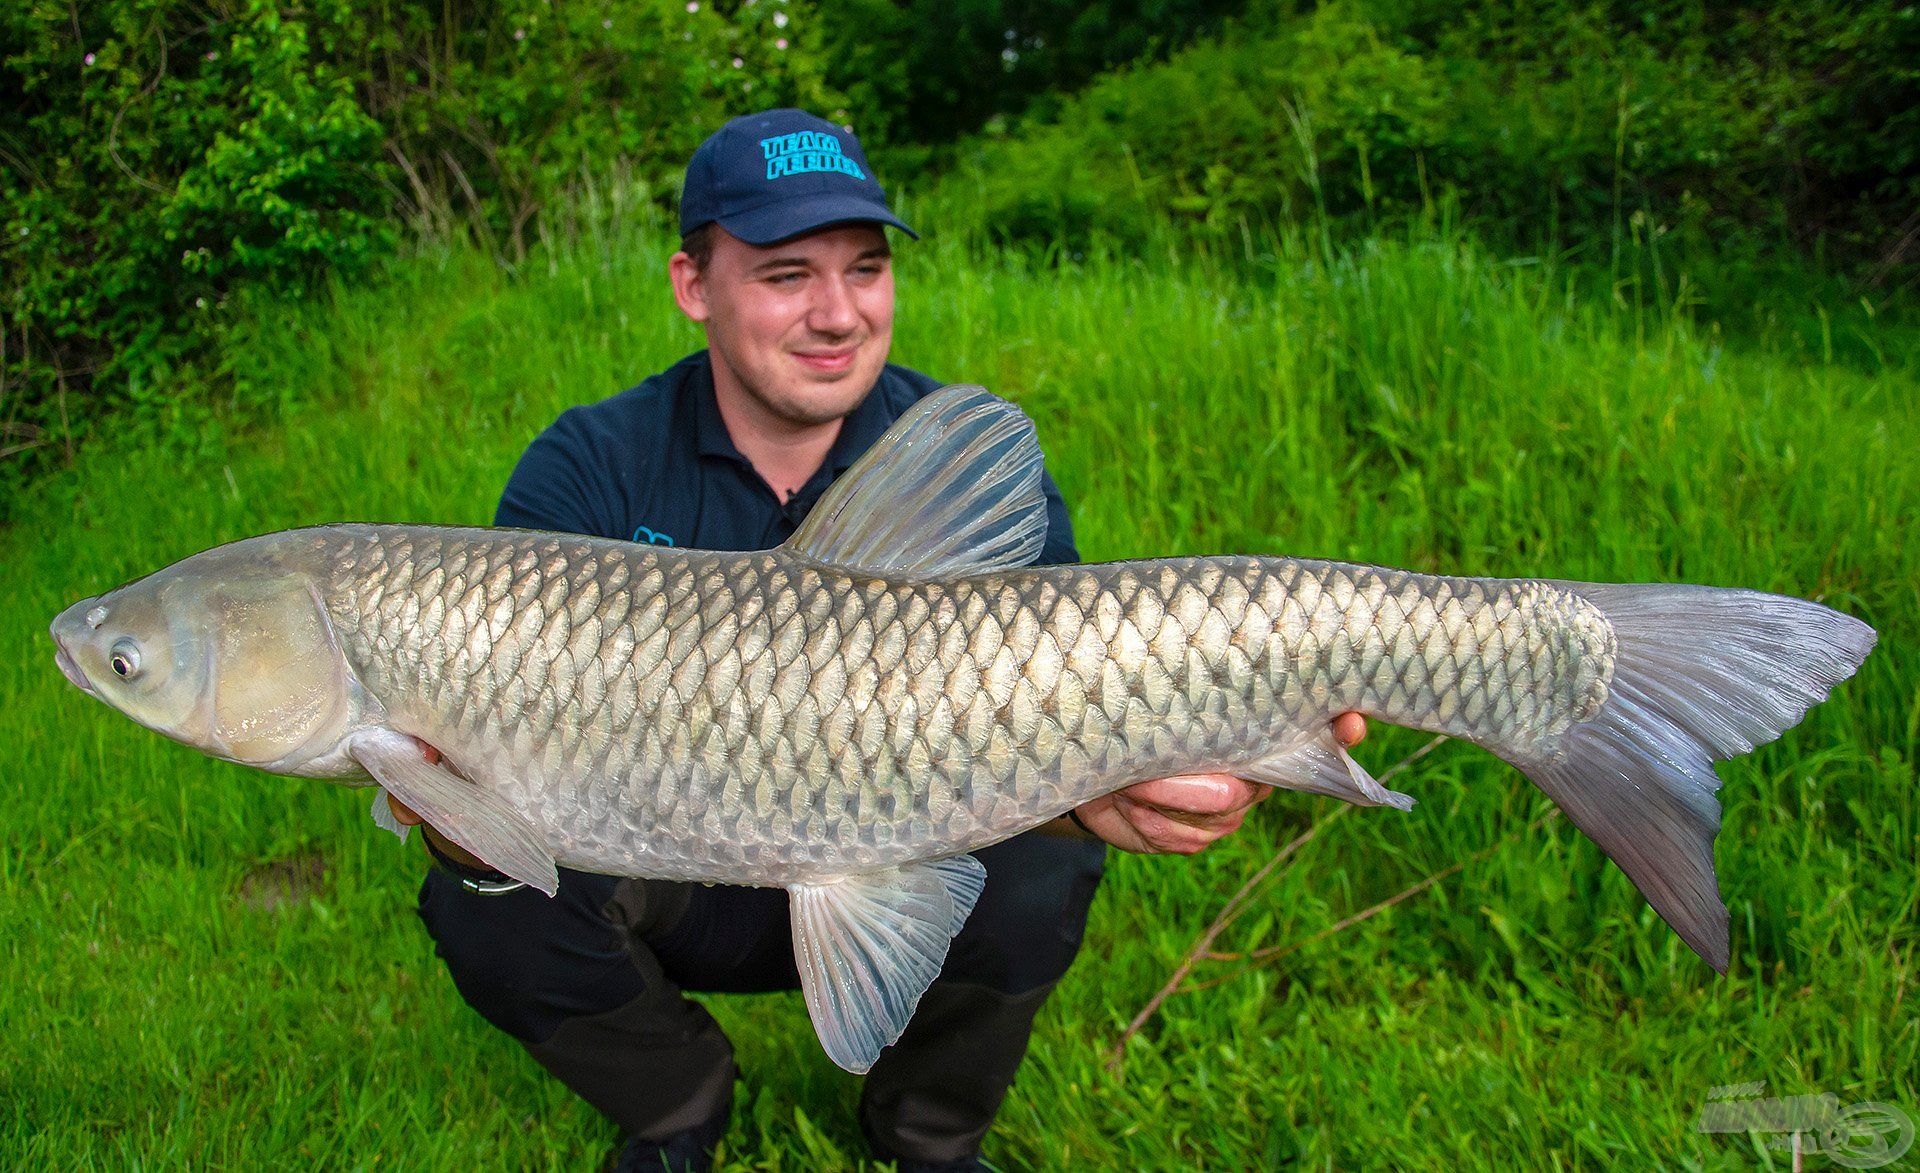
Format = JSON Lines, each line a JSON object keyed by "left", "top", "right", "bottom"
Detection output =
{"left": 1071, "top": 712, "right": 1367, "bottom": 855}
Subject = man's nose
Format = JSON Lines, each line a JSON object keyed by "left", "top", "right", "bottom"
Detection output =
{"left": 807, "top": 275, "right": 859, "bottom": 335}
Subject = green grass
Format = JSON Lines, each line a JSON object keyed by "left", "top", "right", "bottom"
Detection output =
{"left": 3, "top": 207, "right": 1915, "bottom": 1169}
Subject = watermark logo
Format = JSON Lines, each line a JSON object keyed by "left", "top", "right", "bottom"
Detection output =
{"left": 1697, "top": 1082, "right": 1914, "bottom": 1168}
{"left": 631, "top": 524, "right": 675, "bottom": 547}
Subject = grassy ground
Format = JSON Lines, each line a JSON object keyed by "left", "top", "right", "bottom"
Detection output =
{"left": 3, "top": 209, "right": 1914, "bottom": 1169}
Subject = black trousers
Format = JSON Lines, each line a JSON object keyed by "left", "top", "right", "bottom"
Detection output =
{"left": 417, "top": 829, "right": 1108, "bottom": 1163}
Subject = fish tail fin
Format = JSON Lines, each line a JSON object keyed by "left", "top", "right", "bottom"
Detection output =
{"left": 1508, "top": 584, "right": 1875, "bottom": 971}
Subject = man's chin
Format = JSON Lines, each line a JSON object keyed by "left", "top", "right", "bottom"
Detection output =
{"left": 783, "top": 362, "right": 885, "bottom": 411}
{"left": 761, "top": 381, "right": 870, "bottom": 427}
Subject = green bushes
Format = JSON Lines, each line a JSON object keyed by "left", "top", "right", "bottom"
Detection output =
{"left": 819, "top": 0, "right": 1244, "bottom": 160}
{"left": 5, "top": 0, "right": 1914, "bottom": 501}
{"left": 1, "top": 0, "right": 831, "bottom": 494}
{"left": 928, "top": 0, "right": 1920, "bottom": 270}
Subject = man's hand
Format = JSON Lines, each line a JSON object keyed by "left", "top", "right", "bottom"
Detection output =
{"left": 386, "top": 741, "right": 491, "bottom": 870}
{"left": 1069, "top": 712, "right": 1367, "bottom": 855}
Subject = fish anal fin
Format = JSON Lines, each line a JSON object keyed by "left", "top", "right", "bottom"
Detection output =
{"left": 789, "top": 855, "right": 987, "bottom": 1073}
{"left": 350, "top": 728, "right": 558, "bottom": 895}
{"left": 1242, "top": 728, "right": 1415, "bottom": 811}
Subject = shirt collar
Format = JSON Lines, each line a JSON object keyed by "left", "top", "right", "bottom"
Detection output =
{"left": 691, "top": 355, "right": 752, "bottom": 466}
{"left": 692, "top": 351, "right": 894, "bottom": 475}
{"left": 824, "top": 376, "right": 895, "bottom": 472}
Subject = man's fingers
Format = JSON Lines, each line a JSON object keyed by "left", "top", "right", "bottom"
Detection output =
{"left": 386, "top": 793, "right": 425, "bottom": 826}
{"left": 384, "top": 737, "right": 440, "bottom": 826}
{"left": 1333, "top": 711, "right": 1367, "bottom": 747}
{"left": 1119, "top": 773, "right": 1264, "bottom": 819}
{"left": 1111, "top": 795, "right": 1232, "bottom": 854}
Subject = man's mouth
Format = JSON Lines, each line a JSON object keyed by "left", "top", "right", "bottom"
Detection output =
{"left": 792, "top": 347, "right": 858, "bottom": 374}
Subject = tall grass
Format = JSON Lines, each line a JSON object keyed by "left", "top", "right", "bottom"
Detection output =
{"left": 3, "top": 205, "right": 1913, "bottom": 1168}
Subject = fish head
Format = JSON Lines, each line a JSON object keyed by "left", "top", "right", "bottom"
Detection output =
{"left": 52, "top": 541, "right": 355, "bottom": 771}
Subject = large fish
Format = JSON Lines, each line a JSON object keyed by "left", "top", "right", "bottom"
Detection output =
{"left": 51, "top": 387, "right": 1875, "bottom": 1071}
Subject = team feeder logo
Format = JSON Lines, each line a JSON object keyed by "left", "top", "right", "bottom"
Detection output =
{"left": 760, "top": 131, "right": 865, "bottom": 181}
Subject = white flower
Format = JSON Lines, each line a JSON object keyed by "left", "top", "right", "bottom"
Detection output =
{"left": 84, "top": 52, "right": 95, "bottom": 65}
{"left": 773, "top": 10, "right": 788, "bottom": 26}
{"left": 602, "top": 18, "right": 612, "bottom": 28}
{"left": 732, "top": 56, "right": 743, "bottom": 68}
{"left": 775, "top": 37, "right": 788, "bottom": 49}
{"left": 514, "top": 28, "right": 526, "bottom": 40}
{"left": 686, "top": 1, "right": 698, "bottom": 11}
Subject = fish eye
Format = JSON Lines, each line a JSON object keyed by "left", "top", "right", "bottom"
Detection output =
{"left": 109, "top": 638, "right": 141, "bottom": 679}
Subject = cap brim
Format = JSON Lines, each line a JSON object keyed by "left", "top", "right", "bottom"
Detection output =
{"left": 718, "top": 193, "right": 918, "bottom": 245}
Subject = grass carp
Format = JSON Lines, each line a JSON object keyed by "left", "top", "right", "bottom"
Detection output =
{"left": 49, "top": 386, "right": 1876, "bottom": 1072}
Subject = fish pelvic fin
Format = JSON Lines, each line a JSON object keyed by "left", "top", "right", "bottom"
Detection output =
{"left": 782, "top": 385, "right": 1049, "bottom": 578}
{"left": 789, "top": 854, "right": 987, "bottom": 1073}
{"left": 1514, "top": 583, "right": 1875, "bottom": 972}
{"left": 370, "top": 788, "right": 411, "bottom": 842}
{"left": 350, "top": 728, "right": 559, "bottom": 896}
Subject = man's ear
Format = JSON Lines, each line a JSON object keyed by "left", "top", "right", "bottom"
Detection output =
{"left": 669, "top": 251, "right": 710, "bottom": 323}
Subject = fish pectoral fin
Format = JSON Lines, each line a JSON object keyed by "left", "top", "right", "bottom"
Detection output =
{"left": 370, "top": 788, "right": 411, "bottom": 843}
{"left": 788, "top": 855, "right": 988, "bottom": 1074}
{"left": 349, "top": 728, "right": 559, "bottom": 895}
{"left": 1242, "top": 728, "right": 1415, "bottom": 811}
{"left": 780, "top": 386, "right": 1049, "bottom": 577}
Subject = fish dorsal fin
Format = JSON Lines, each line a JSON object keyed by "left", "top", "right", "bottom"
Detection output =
{"left": 783, "top": 385, "right": 1048, "bottom": 577}
{"left": 788, "top": 855, "right": 987, "bottom": 1073}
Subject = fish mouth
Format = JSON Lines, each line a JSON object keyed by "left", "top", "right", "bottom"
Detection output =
{"left": 51, "top": 630, "right": 96, "bottom": 696}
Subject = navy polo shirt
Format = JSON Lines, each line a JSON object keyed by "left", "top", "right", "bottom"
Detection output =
{"left": 495, "top": 349, "right": 1078, "bottom": 564}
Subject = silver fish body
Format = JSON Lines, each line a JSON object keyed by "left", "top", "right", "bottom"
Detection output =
{"left": 50, "top": 386, "right": 1876, "bottom": 1071}
{"left": 317, "top": 527, "right": 1613, "bottom": 885}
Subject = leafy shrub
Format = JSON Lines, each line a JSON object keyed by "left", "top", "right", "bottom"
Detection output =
{"left": 0, "top": 0, "right": 832, "bottom": 498}
{"left": 926, "top": 0, "right": 1920, "bottom": 274}
{"left": 818, "top": 0, "right": 1245, "bottom": 161}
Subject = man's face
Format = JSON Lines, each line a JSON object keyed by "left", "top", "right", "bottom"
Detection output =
{"left": 671, "top": 224, "right": 895, "bottom": 429}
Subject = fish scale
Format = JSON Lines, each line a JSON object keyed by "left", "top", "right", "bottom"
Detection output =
{"left": 318, "top": 525, "right": 1616, "bottom": 885}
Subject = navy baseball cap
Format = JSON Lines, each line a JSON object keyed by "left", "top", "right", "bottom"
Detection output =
{"left": 679, "top": 108, "right": 917, "bottom": 245}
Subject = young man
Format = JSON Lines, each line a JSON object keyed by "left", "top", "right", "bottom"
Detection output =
{"left": 392, "top": 109, "right": 1365, "bottom": 1172}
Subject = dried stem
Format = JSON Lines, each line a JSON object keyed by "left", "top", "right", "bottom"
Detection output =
{"left": 1103, "top": 734, "right": 1450, "bottom": 1072}
{"left": 1103, "top": 811, "right": 1339, "bottom": 1073}
{"left": 1199, "top": 807, "right": 1562, "bottom": 970}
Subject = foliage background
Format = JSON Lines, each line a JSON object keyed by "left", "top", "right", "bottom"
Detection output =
{"left": 1, "top": 0, "right": 831, "bottom": 491}
{"left": 5, "top": 0, "right": 1916, "bottom": 501}
{"left": 1, "top": 2, "right": 1916, "bottom": 1166}
{"left": 4, "top": 214, "right": 1913, "bottom": 1168}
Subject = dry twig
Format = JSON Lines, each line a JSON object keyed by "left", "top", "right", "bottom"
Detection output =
{"left": 1198, "top": 808, "right": 1563, "bottom": 972}
{"left": 1103, "top": 734, "right": 1450, "bottom": 1072}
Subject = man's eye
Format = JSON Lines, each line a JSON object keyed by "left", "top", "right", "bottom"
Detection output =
{"left": 767, "top": 271, "right": 805, "bottom": 285}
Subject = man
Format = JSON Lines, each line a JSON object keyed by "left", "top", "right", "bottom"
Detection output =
{"left": 391, "top": 109, "right": 1366, "bottom": 1171}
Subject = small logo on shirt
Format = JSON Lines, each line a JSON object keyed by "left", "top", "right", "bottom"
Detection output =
{"left": 760, "top": 131, "right": 865, "bottom": 181}
{"left": 632, "top": 525, "right": 675, "bottom": 547}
